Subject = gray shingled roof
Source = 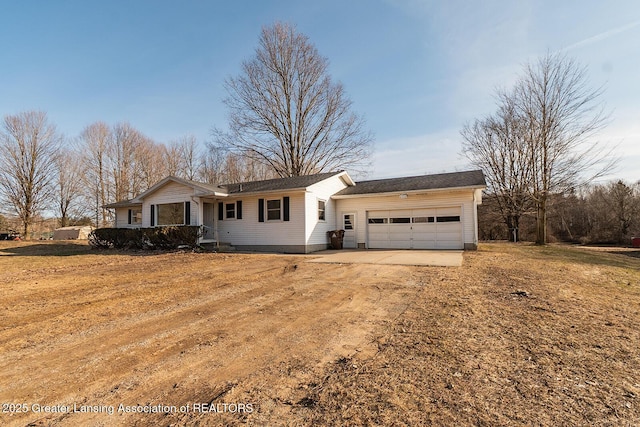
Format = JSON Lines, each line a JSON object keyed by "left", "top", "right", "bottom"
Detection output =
{"left": 334, "top": 170, "right": 485, "bottom": 196}
{"left": 223, "top": 171, "right": 344, "bottom": 194}
{"left": 103, "top": 199, "right": 142, "bottom": 208}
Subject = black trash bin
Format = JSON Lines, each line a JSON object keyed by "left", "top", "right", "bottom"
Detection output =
{"left": 328, "top": 230, "right": 345, "bottom": 249}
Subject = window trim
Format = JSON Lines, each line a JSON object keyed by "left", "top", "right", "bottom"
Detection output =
{"left": 343, "top": 213, "right": 355, "bottom": 230}
{"left": 128, "top": 208, "right": 142, "bottom": 225}
{"left": 317, "top": 199, "right": 326, "bottom": 222}
{"left": 266, "top": 198, "right": 282, "bottom": 221}
{"left": 225, "top": 202, "right": 236, "bottom": 220}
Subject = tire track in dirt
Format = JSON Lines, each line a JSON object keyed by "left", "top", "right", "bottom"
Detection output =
{"left": 1, "top": 255, "right": 421, "bottom": 427}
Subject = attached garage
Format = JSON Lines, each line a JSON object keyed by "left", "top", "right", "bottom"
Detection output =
{"left": 332, "top": 170, "right": 486, "bottom": 250}
{"left": 367, "top": 207, "right": 463, "bottom": 249}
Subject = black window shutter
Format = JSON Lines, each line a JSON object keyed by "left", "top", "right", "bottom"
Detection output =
{"left": 237, "top": 200, "right": 243, "bottom": 219}
{"left": 258, "top": 199, "right": 264, "bottom": 222}
{"left": 218, "top": 202, "right": 224, "bottom": 221}
{"left": 185, "top": 201, "right": 191, "bottom": 225}
{"left": 150, "top": 205, "right": 155, "bottom": 226}
{"left": 128, "top": 209, "right": 132, "bottom": 225}
{"left": 283, "top": 196, "right": 290, "bottom": 222}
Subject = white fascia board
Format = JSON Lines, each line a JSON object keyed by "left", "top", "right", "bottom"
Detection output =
{"left": 223, "top": 187, "right": 308, "bottom": 198}
{"left": 330, "top": 185, "right": 487, "bottom": 199}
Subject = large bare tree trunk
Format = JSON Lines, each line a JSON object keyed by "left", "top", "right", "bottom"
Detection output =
{"left": 0, "top": 111, "right": 61, "bottom": 240}
{"left": 535, "top": 198, "right": 547, "bottom": 245}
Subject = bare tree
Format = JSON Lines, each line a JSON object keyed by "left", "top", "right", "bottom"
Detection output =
{"left": 0, "top": 213, "right": 7, "bottom": 232}
{"left": 178, "top": 134, "right": 200, "bottom": 180}
{"left": 585, "top": 180, "right": 639, "bottom": 244}
{"left": 514, "top": 52, "right": 614, "bottom": 244}
{"left": 80, "top": 122, "right": 113, "bottom": 227}
{"left": 0, "top": 111, "right": 62, "bottom": 238}
{"left": 110, "top": 122, "right": 155, "bottom": 201}
{"left": 135, "top": 136, "right": 166, "bottom": 191}
{"left": 54, "top": 147, "right": 85, "bottom": 227}
{"left": 198, "top": 142, "right": 227, "bottom": 184}
{"left": 162, "top": 135, "right": 201, "bottom": 180}
{"left": 462, "top": 94, "right": 533, "bottom": 241}
{"left": 464, "top": 52, "right": 615, "bottom": 244}
{"left": 162, "top": 141, "right": 183, "bottom": 178}
{"left": 215, "top": 22, "right": 372, "bottom": 177}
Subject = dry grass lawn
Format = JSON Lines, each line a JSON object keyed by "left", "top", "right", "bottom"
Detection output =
{"left": 0, "top": 241, "right": 639, "bottom": 426}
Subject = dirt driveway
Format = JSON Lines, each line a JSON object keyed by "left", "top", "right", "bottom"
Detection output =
{"left": 0, "top": 243, "right": 422, "bottom": 426}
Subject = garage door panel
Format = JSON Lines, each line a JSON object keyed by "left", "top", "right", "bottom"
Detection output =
{"left": 436, "top": 207, "right": 460, "bottom": 216}
{"left": 437, "top": 232, "right": 462, "bottom": 241}
{"left": 412, "top": 232, "right": 437, "bottom": 241}
{"left": 389, "top": 232, "right": 412, "bottom": 241}
{"left": 436, "top": 224, "right": 461, "bottom": 234}
{"left": 384, "top": 240, "right": 412, "bottom": 249}
{"left": 368, "top": 211, "right": 389, "bottom": 219}
{"left": 435, "top": 240, "right": 462, "bottom": 250}
{"left": 411, "top": 224, "right": 436, "bottom": 233}
{"left": 411, "top": 240, "right": 437, "bottom": 249}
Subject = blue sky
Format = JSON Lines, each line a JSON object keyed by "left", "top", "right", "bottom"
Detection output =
{"left": 1, "top": 0, "right": 638, "bottom": 182}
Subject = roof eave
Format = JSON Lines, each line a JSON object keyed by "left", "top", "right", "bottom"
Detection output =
{"left": 337, "top": 171, "right": 355, "bottom": 186}
{"left": 194, "top": 190, "right": 229, "bottom": 198}
{"left": 226, "top": 187, "right": 308, "bottom": 197}
{"left": 331, "top": 184, "right": 487, "bottom": 199}
{"left": 103, "top": 201, "right": 143, "bottom": 209}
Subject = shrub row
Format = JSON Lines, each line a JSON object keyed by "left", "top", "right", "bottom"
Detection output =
{"left": 88, "top": 226, "right": 202, "bottom": 250}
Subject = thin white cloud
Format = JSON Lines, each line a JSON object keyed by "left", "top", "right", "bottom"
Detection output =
{"left": 563, "top": 20, "right": 640, "bottom": 52}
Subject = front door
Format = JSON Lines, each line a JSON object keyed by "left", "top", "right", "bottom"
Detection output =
{"left": 342, "top": 213, "right": 356, "bottom": 248}
{"left": 203, "top": 202, "right": 215, "bottom": 240}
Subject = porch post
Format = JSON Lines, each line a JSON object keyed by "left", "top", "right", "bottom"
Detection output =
{"left": 213, "top": 198, "right": 219, "bottom": 250}
{"left": 197, "top": 197, "right": 203, "bottom": 244}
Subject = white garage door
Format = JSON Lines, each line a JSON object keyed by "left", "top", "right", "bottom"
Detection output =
{"left": 367, "top": 207, "right": 463, "bottom": 250}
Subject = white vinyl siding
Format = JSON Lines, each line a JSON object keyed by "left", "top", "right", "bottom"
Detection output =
{"left": 304, "top": 175, "right": 350, "bottom": 246}
{"left": 115, "top": 207, "right": 135, "bottom": 228}
{"left": 217, "top": 193, "right": 305, "bottom": 246}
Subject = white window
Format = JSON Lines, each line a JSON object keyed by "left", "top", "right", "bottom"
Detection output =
{"left": 267, "top": 199, "right": 281, "bottom": 221}
{"left": 129, "top": 208, "right": 142, "bottom": 225}
{"left": 318, "top": 200, "right": 326, "bottom": 221}
{"left": 226, "top": 203, "right": 235, "bottom": 219}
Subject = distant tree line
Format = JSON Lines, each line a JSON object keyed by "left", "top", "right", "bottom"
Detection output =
{"left": 479, "top": 180, "right": 640, "bottom": 244}
{"left": 0, "top": 111, "right": 277, "bottom": 238}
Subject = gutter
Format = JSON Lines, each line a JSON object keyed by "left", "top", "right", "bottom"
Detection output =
{"left": 331, "top": 185, "right": 488, "bottom": 199}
